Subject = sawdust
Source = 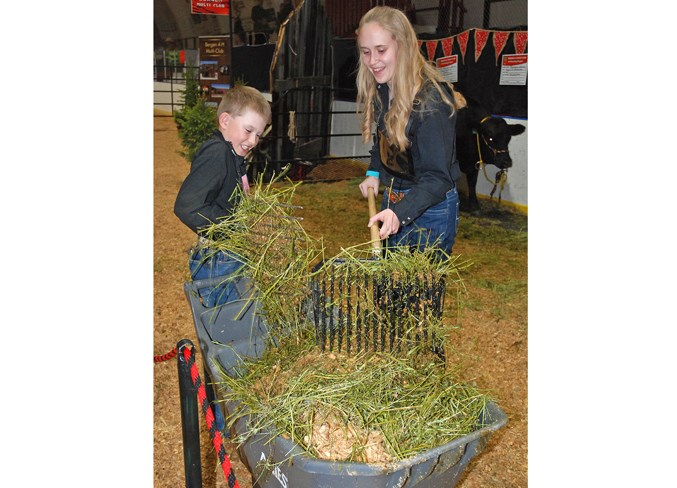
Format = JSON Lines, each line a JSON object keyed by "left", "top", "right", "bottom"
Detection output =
{"left": 303, "top": 405, "right": 394, "bottom": 464}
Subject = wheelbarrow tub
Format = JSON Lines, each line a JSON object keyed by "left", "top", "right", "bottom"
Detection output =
{"left": 184, "top": 277, "right": 507, "bottom": 488}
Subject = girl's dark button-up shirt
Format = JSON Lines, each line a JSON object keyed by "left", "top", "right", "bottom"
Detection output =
{"left": 368, "top": 82, "right": 458, "bottom": 226}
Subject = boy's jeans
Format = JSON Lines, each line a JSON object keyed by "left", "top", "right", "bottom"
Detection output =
{"left": 189, "top": 248, "right": 244, "bottom": 307}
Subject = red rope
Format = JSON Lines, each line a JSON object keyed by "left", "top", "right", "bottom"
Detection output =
{"left": 154, "top": 347, "right": 178, "bottom": 363}
{"left": 181, "top": 345, "right": 240, "bottom": 488}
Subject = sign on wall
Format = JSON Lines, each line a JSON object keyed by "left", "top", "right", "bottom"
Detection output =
{"left": 199, "top": 36, "right": 232, "bottom": 107}
{"left": 436, "top": 55, "right": 458, "bottom": 83}
{"left": 191, "top": 0, "right": 230, "bottom": 15}
{"left": 421, "top": 29, "right": 528, "bottom": 117}
{"left": 499, "top": 54, "right": 528, "bottom": 86}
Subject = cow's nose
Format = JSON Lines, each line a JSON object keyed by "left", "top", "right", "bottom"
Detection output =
{"left": 496, "top": 154, "right": 512, "bottom": 169}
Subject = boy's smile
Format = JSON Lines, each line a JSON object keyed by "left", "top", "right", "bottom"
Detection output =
{"left": 219, "top": 109, "right": 268, "bottom": 157}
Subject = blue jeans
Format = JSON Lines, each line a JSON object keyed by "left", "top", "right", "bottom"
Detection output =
{"left": 383, "top": 186, "right": 460, "bottom": 258}
{"left": 189, "top": 248, "right": 244, "bottom": 307}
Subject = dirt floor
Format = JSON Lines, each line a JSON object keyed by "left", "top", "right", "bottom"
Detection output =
{"left": 153, "top": 112, "right": 527, "bottom": 487}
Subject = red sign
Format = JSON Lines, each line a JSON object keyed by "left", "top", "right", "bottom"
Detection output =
{"left": 436, "top": 55, "right": 457, "bottom": 68}
{"left": 191, "top": 0, "right": 229, "bottom": 16}
{"left": 502, "top": 54, "right": 528, "bottom": 67}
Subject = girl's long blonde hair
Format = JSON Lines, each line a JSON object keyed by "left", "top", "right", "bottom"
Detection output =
{"left": 356, "top": 6, "right": 466, "bottom": 152}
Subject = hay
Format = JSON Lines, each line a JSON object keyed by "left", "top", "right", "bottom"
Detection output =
{"left": 215, "top": 328, "right": 492, "bottom": 464}
{"left": 200, "top": 177, "right": 324, "bottom": 332}
{"left": 199, "top": 178, "right": 493, "bottom": 466}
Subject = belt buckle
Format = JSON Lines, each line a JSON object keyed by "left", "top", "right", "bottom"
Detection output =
{"left": 388, "top": 190, "right": 405, "bottom": 203}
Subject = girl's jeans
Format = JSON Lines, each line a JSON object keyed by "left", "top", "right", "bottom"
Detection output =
{"left": 189, "top": 248, "right": 244, "bottom": 307}
{"left": 382, "top": 186, "right": 460, "bottom": 258}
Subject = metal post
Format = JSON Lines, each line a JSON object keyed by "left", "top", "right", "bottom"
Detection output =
{"left": 202, "top": 363, "right": 221, "bottom": 429}
{"left": 170, "top": 72, "right": 175, "bottom": 114}
{"left": 177, "top": 339, "right": 203, "bottom": 488}
{"left": 483, "top": 0, "right": 491, "bottom": 29}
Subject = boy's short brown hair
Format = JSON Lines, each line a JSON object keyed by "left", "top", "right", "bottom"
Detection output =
{"left": 216, "top": 85, "right": 272, "bottom": 125}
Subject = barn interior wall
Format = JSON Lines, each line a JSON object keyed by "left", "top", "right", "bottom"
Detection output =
{"left": 329, "top": 100, "right": 372, "bottom": 160}
{"left": 364, "top": 0, "right": 528, "bottom": 34}
{"left": 155, "top": 0, "right": 528, "bottom": 48}
{"left": 156, "top": 0, "right": 287, "bottom": 47}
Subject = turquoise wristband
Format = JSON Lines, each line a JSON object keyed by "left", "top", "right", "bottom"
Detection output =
{"left": 366, "top": 170, "right": 379, "bottom": 178}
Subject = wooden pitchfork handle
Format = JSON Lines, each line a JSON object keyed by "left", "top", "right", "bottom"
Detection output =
{"left": 367, "top": 187, "right": 382, "bottom": 251}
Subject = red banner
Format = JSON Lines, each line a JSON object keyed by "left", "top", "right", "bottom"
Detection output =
{"left": 456, "top": 31, "right": 469, "bottom": 64}
{"left": 426, "top": 40, "right": 439, "bottom": 61}
{"left": 474, "top": 29, "right": 490, "bottom": 62}
{"left": 492, "top": 31, "right": 510, "bottom": 65}
{"left": 514, "top": 32, "right": 528, "bottom": 54}
{"left": 411, "top": 29, "right": 526, "bottom": 65}
{"left": 441, "top": 37, "right": 453, "bottom": 57}
{"left": 191, "top": 0, "right": 229, "bottom": 15}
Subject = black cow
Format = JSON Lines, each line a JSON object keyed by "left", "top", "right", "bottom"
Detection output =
{"left": 455, "top": 96, "right": 526, "bottom": 212}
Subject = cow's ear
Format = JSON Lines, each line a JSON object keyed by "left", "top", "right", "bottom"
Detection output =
{"left": 510, "top": 124, "right": 526, "bottom": 136}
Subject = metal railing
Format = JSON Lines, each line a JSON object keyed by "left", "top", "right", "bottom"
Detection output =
{"left": 153, "top": 65, "right": 189, "bottom": 115}
{"left": 153, "top": 67, "right": 370, "bottom": 181}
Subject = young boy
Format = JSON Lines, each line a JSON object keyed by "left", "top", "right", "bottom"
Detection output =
{"left": 174, "top": 85, "right": 272, "bottom": 307}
